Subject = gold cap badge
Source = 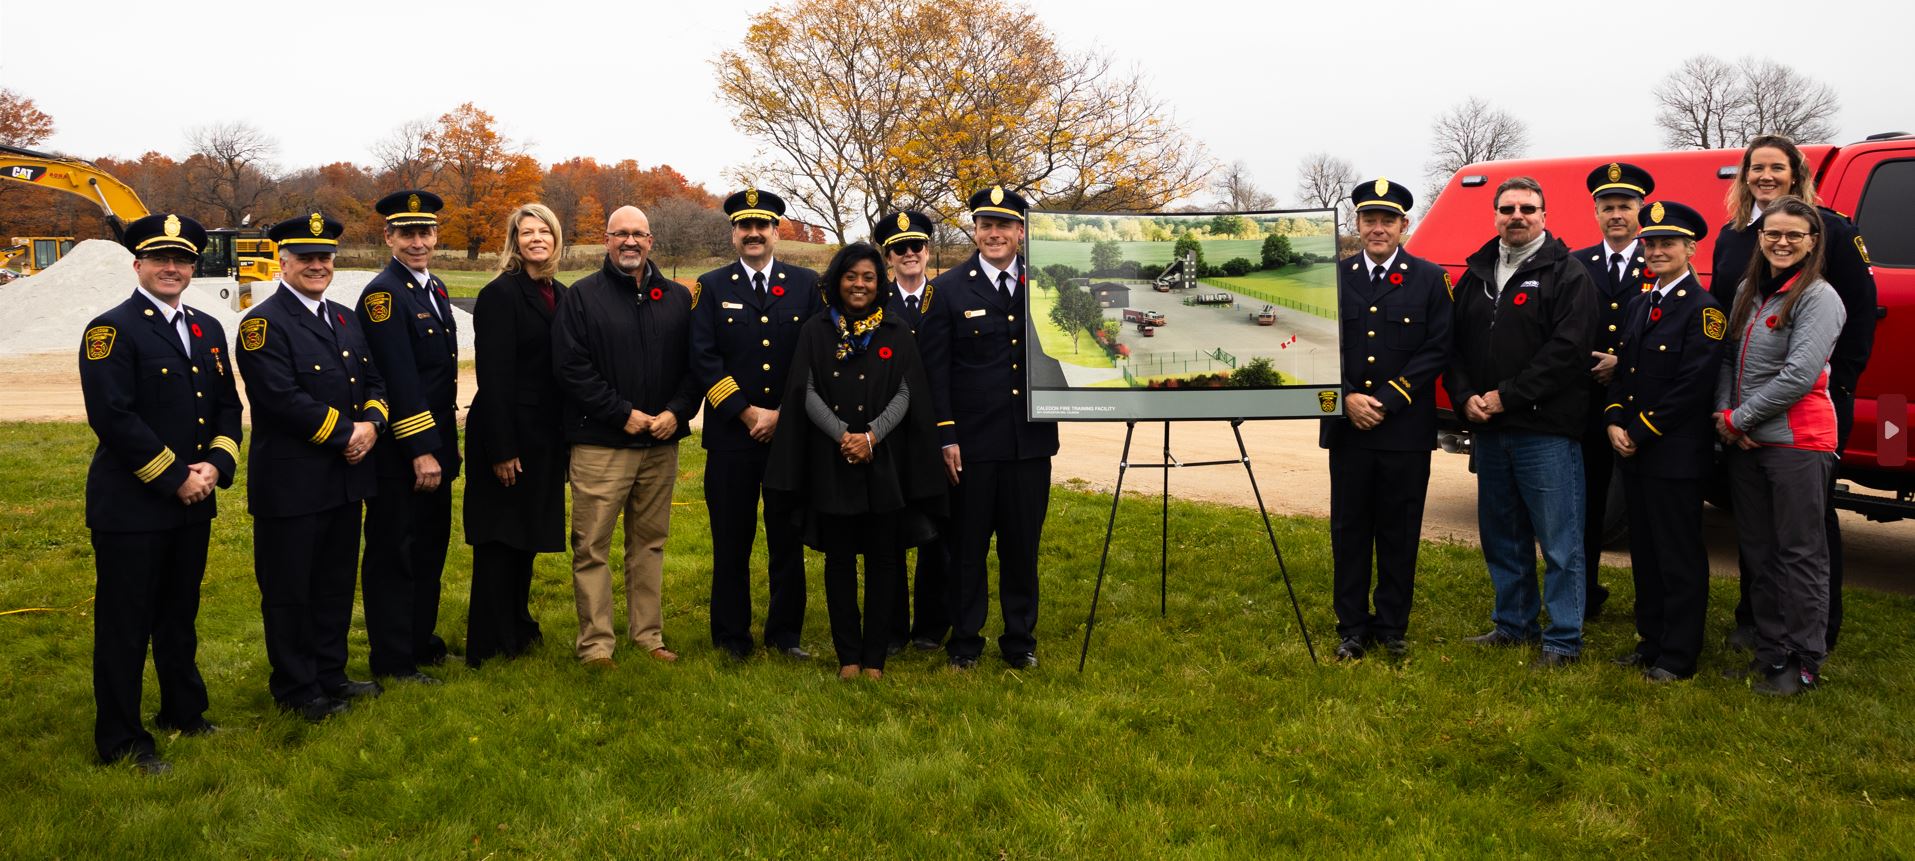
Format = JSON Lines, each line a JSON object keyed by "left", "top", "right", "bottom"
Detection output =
{"left": 308, "top": 213, "right": 324, "bottom": 236}
{"left": 1607, "top": 163, "right": 1622, "bottom": 183}
{"left": 1650, "top": 201, "right": 1665, "bottom": 224}
{"left": 407, "top": 193, "right": 421, "bottom": 212}
{"left": 163, "top": 214, "right": 181, "bottom": 237}
{"left": 990, "top": 186, "right": 1005, "bottom": 205}
{"left": 896, "top": 212, "right": 911, "bottom": 231}
{"left": 1374, "top": 178, "right": 1389, "bottom": 196}
{"left": 745, "top": 187, "right": 759, "bottom": 207}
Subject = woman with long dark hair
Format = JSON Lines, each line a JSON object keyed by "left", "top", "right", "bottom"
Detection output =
{"left": 1715, "top": 196, "right": 1845, "bottom": 696}
{"left": 1711, "top": 135, "right": 1876, "bottom": 654}
{"left": 765, "top": 242, "right": 945, "bottom": 679}
{"left": 463, "top": 203, "right": 569, "bottom": 667}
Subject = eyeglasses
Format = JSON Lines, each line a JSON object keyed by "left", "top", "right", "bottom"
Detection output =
{"left": 1759, "top": 229, "right": 1815, "bottom": 245}
{"left": 1496, "top": 204, "right": 1542, "bottom": 215}
{"left": 888, "top": 240, "right": 927, "bottom": 254}
{"left": 607, "top": 230, "right": 653, "bottom": 242}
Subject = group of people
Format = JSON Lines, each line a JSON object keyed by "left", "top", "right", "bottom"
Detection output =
{"left": 79, "top": 183, "right": 1054, "bottom": 774}
{"left": 1324, "top": 135, "right": 1875, "bottom": 702}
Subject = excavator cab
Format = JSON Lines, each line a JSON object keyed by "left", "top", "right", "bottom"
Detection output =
{"left": 197, "top": 230, "right": 237, "bottom": 279}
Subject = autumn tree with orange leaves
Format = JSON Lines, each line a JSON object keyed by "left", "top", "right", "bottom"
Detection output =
{"left": 714, "top": 0, "right": 1210, "bottom": 243}
{"left": 423, "top": 103, "right": 544, "bottom": 258}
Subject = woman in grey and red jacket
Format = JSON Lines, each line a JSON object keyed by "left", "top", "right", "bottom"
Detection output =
{"left": 1714, "top": 195, "right": 1846, "bottom": 697}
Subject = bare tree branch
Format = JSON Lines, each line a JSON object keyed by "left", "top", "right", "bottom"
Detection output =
{"left": 371, "top": 118, "right": 440, "bottom": 188}
{"left": 1424, "top": 97, "right": 1529, "bottom": 186}
{"left": 1653, "top": 54, "right": 1840, "bottom": 149}
{"left": 183, "top": 121, "right": 280, "bottom": 227}
{"left": 1213, "top": 160, "right": 1278, "bottom": 211}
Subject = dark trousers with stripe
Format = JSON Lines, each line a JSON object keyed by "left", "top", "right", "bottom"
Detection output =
{"left": 254, "top": 502, "right": 361, "bottom": 706}
{"left": 946, "top": 457, "right": 1050, "bottom": 660}
{"left": 889, "top": 533, "right": 950, "bottom": 647}
{"left": 362, "top": 478, "right": 452, "bottom": 675}
{"left": 1328, "top": 446, "right": 1431, "bottom": 641}
{"left": 465, "top": 541, "right": 545, "bottom": 668}
{"left": 91, "top": 523, "right": 211, "bottom": 762}
{"left": 1622, "top": 470, "right": 1709, "bottom": 677}
{"left": 823, "top": 512, "right": 901, "bottom": 670}
{"left": 706, "top": 445, "right": 806, "bottom": 653}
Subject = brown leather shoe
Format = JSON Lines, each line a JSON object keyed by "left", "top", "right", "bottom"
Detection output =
{"left": 649, "top": 647, "right": 679, "bottom": 663}
{"left": 838, "top": 664, "right": 861, "bottom": 680}
{"left": 583, "top": 657, "right": 616, "bottom": 670}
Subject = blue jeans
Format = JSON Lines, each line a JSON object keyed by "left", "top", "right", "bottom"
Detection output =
{"left": 1474, "top": 429, "right": 1586, "bottom": 655}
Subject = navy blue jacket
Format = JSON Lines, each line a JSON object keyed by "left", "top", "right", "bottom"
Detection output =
{"left": 688, "top": 258, "right": 823, "bottom": 451}
{"left": 917, "top": 252, "right": 1059, "bottom": 462}
{"left": 356, "top": 257, "right": 461, "bottom": 480}
{"left": 80, "top": 292, "right": 243, "bottom": 531}
{"left": 235, "top": 284, "right": 386, "bottom": 517}
{"left": 1573, "top": 241, "right": 1649, "bottom": 358}
{"left": 1604, "top": 273, "right": 1725, "bottom": 479}
{"left": 1320, "top": 249, "right": 1453, "bottom": 451}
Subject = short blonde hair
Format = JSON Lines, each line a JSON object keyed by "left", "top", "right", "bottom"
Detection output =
{"left": 500, "top": 203, "right": 564, "bottom": 280}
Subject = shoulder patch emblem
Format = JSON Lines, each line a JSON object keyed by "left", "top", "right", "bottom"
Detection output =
{"left": 365, "top": 291, "right": 393, "bottom": 323}
{"left": 1855, "top": 236, "right": 1872, "bottom": 265}
{"left": 921, "top": 284, "right": 935, "bottom": 313}
{"left": 689, "top": 280, "right": 703, "bottom": 310}
{"left": 1317, "top": 390, "right": 1339, "bottom": 413}
{"left": 84, "top": 325, "right": 115, "bottom": 360}
{"left": 240, "top": 317, "right": 268, "bottom": 351}
{"left": 1702, "top": 307, "right": 1727, "bottom": 341}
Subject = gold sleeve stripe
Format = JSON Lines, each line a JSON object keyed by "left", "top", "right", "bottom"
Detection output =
{"left": 363, "top": 399, "right": 390, "bottom": 420}
{"left": 309, "top": 407, "right": 340, "bottom": 445}
{"left": 1638, "top": 413, "right": 1663, "bottom": 436}
{"left": 1606, "top": 403, "right": 1624, "bottom": 413}
{"left": 134, "top": 447, "right": 177, "bottom": 483}
{"left": 1388, "top": 380, "right": 1412, "bottom": 403}
{"left": 393, "top": 418, "right": 436, "bottom": 440}
{"left": 209, "top": 436, "right": 240, "bottom": 460}
{"left": 936, "top": 420, "right": 956, "bottom": 428}
{"left": 707, "top": 377, "right": 741, "bottom": 405}
{"left": 392, "top": 410, "right": 432, "bottom": 430}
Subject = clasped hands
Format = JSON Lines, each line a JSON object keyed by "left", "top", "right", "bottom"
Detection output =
{"left": 840, "top": 430, "right": 874, "bottom": 464}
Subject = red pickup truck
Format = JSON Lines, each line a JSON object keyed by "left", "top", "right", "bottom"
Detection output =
{"left": 1405, "top": 133, "right": 1915, "bottom": 525}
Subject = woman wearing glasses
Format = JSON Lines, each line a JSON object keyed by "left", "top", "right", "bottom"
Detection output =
{"left": 1710, "top": 135, "right": 1877, "bottom": 656}
{"left": 463, "top": 203, "right": 569, "bottom": 667}
{"left": 1715, "top": 196, "right": 1845, "bottom": 696}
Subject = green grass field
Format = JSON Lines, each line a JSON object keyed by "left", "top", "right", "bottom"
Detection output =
{"left": 1030, "top": 236, "right": 1336, "bottom": 271}
{"left": 3, "top": 421, "right": 1912, "bottom": 857}
{"left": 1205, "top": 266, "right": 1340, "bottom": 320}
{"left": 1027, "top": 285, "right": 1114, "bottom": 369}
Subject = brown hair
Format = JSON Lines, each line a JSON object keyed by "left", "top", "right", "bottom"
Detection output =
{"left": 500, "top": 203, "right": 564, "bottom": 281}
{"left": 1726, "top": 135, "right": 1819, "bottom": 230}
{"left": 1494, "top": 176, "right": 1545, "bottom": 210}
{"left": 1727, "top": 196, "right": 1826, "bottom": 336}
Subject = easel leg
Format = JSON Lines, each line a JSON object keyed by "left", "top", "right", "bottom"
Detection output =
{"left": 1160, "top": 421, "right": 1171, "bottom": 617}
{"left": 1232, "top": 419, "right": 1318, "bottom": 664}
{"left": 1078, "top": 421, "right": 1137, "bottom": 672}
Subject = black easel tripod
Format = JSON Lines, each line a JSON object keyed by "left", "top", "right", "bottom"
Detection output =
{"left": 1076, "top": 420, "right": 1317, "bottom": 671}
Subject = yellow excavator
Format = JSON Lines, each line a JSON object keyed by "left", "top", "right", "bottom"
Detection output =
{"left": 1, "top": 144, "right": 279, "bottom": 303}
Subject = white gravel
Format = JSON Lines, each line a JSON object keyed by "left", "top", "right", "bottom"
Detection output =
{"left": 0, "top": 239, "right": 474, "bottom": 358}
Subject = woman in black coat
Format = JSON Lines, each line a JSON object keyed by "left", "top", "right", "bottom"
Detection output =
{"left": 463, "top": 203, "right": 570, "bottom": 667}
{"left": 766, "top": 242, "right": 945, "bottom": 679}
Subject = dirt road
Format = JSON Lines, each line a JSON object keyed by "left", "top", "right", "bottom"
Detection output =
{"left": 6, "top": 353, "right": 1908, "bottom": 595}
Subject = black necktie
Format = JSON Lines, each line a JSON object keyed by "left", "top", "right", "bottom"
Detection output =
{"left": 996, "top": 271, "right": 1012, "bottom": 302}
{"left": 1609, "top": 253, "right": 1624, "bottom": 289}
{"left": 753, "top": 271, "right": 766, "bottom": 296}
{"left": 1371, "top": 264, "right": 1386, "bottom": 289}
{"left": 907, "top": 295, "right": 920, "bottom": 313}
{"left": 317, "top": 304, "right": 331, "bottom": 329}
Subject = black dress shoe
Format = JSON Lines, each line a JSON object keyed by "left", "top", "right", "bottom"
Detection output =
{"left": 1379, "top": 637, "right": 1409, "bottom": 658}
{"left": 1643, "top": 667, "right": 1683, "bottom": 683}
{"left": 386, "top": 672, "right": 441, "bottom": 686}
{"left": 287, "top": 696, "right": 349, "bottom": 723}
{"left": 1611, "top": 651, "right": 1649, "bottom": 668}
{"left": 133, "top": 752, "right": 171, "bottom": 776}
{"left": 886, "top": 641, "right": 906, "bottom": 657}
{"left": 1465, "top": 630, "right": 1536, "bottom": 647}
{"left": 154, "top": 716, "right": 220, "bottom": 736}
{"left": 1004, "top": 652, "right": 1037, "bottom": 670}
{"left": 1535, "top": 651, "right": 1580, "bottom": 668}
{"left": 948, "top": 655, "right": 979, "bottom": 670}
{"left": 1334, "top": 637, "right": 1366, "bottom": 661}
{"left": 776, "top": 645, "right": 813, "bottom": 661}
{"left": 326, "top": 679, "right": 383, "bottom": 701}
{"left": 910, "top": 637, "right": 943, "bottom": 651}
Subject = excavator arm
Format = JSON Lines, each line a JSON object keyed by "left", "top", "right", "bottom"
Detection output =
{"left": 0, "top": 144, "right": 151, "bottom": 237}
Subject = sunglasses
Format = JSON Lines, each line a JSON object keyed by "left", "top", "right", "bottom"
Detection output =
{"left": 888, "top": 240, "right": 927, "bottom": 254}
{"left": 1496, "top": 204, "right": 1542, "bottom": 215}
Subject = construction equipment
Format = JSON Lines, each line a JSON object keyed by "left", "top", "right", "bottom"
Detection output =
{"left": 0, "top": 144, "right": 278, "bottom": 295}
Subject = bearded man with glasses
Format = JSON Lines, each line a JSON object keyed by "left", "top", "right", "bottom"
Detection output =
{"left": 1447, "top": 176, "right": 1599, "bottom": 667}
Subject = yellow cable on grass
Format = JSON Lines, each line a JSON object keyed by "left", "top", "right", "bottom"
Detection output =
{"left": 0, "top": 596, "right": 95, "bottom": 617}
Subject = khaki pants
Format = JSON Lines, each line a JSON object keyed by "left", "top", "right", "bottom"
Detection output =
{"left": 569, "top": 443, "right": 680, "bottom": 659}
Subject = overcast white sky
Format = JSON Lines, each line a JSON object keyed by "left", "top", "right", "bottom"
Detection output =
{"left": 3, "top": 0, "right": 1910, "bottom": 214}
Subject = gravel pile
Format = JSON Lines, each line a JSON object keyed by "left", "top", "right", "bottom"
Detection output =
{"left": 0, "top": 240, "right": 474, "bottom": 358}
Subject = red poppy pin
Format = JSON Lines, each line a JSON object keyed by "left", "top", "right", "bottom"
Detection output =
{"left": 190, "top": 323, "right": 203, "bottom": 338}
{"left": 649, "top": 287, "right": 663, "bottom": 301}
{"left": 1512, "top": 292, "right": 1529, "bottom": 306}
{"left": 1388, "top": 273, "right": 1403, "bottom": 285}
{"left": 337, "top": 312, "right": 347, "bottom": 327}
{"left": 1650, "top": 307, "right": 1663, "bottom": 322}
{"left": 771, "top": 285, "right": 785, "bottom": 297}
{"left": 1766, "top": 315, "right": 1779, "bottom": 329}
{"left": 878, "top": 346, "right": 893, "bottom": 359}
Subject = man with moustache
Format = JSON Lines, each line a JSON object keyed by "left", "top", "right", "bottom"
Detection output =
{"left": 1448, "top": 177, "right": 1598, "bottom": 667}
{"left": 918, "top": 186, "right": 1058, "bottom": 670}
{"left": 875, "top": 209, "right": 948, "bottom": 653}
{"left": 1320, "top": 180, "right": 1452, "bottom": 661}
{"left": 236, "top": 212, "right": 387, "bottom": 720}
{"left": 1571, "top": 162, "right": 1655, "bottom": 621}
{"left": 688, "top": 188, "right": 823, "bottom": 661}
{"left": 355, "top": 190, "right": 458, "bottom": 683}
{"left": 552, "top": 205, "right": 700, "bottom": 667}
{"left": 79, "top": 213, "right": 242, "bottom": 773}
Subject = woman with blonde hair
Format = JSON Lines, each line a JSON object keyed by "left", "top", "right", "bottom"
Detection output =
{"left": 1710, "top": 135, "right": 1877, "bottom": 655}
{"left": 463, "top": 203, "right": 569, "bottom": 667}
